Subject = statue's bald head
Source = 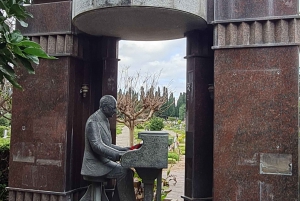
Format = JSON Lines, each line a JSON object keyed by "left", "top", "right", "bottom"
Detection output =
{"left": 99, "top": 95, "right": 116, "bottom": 109}
{"left": 99, "top": 95, "right": 117, "bottom": 118}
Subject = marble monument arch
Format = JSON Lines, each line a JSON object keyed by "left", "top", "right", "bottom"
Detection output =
{"left": 7, "top": 0, "right": 300, "bottom": 201}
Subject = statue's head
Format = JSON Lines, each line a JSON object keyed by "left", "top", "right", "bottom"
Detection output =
{"left": 99, "top": 95, "right": 117, "bottom": 118}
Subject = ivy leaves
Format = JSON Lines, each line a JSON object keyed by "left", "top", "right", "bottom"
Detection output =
{"left": 0, "top": 0, "right": 56, "bottom": 89}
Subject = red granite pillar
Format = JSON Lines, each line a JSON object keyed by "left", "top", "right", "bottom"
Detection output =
{"left": 183, "top": 28, "right": 214, "bottom": 200}
{"left": 213, "top": 0, "right": 299, "bottom": 200}
{"left": 7, "top": 2, "right": 115, "bottom": 200}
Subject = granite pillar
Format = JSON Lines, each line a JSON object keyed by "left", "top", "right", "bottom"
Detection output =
{"left": 99, "top": 37, "right": 119, "bottom": 144}
{"left": 183, "top": 28, "right": 214, "bottom": 200}
{"left": 213, "top": 0, "right": 299, "bottom": 200}
{"left": 7, "top": 2, "right": 117, "bottom": 200}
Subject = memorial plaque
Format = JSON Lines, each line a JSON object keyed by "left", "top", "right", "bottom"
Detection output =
{"left": 260, "top": 153, "right": 292, "bottom": 175}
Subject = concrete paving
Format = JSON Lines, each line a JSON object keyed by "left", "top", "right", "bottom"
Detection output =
{"left": 116, "top": 127, "right": 185, "bottom": 201}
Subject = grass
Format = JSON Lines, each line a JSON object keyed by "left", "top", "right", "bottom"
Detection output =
{"left": 0, "top": 138, "right": 10, "bottom": 147}
{"left": 164, "top": 125, "right": 185, "bottom": 136}
{"left": 116, "top": 123, "right": 125, "bottom": 135}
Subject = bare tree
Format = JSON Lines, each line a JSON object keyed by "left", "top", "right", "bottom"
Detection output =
{"left": 117, "top": 68, "right": 168, "bottom": 146}
{"left": 0, "top": 79, "right": 12, "bottom": 120}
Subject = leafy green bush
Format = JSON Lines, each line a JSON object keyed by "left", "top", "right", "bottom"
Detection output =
{"left": 0, "top": 138, "right": 10, "bottom": 201}
{"left": 168, "top": 158, "right": 177, "bottom": 164}
{"left": 178, "top": 134, "right": 185, "bottom": 143}
{"left": 149, "top": 117, "right": 164, "bottom": 131}
{"left": 168, "top": 152, "right": 179, "bottom": 161}
{"left": 135, "top": 123, "right": 145, "bottom": 129}
{"left": 0, "top": 117, "right": 10, "bottom": 127}
{"left": 179, "top": 145, "right": 185, "bottom": 155}
{"left": 168, "top": 136, "right": 174, "bottom": 146}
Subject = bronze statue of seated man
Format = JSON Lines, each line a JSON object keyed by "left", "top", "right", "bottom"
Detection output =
{"left": 80, "top": 95, "right": 135, "bottom": 201}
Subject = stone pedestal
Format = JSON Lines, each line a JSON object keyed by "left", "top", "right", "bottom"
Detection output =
{"left": 213, "top": 0, "right": 299, "bottom": 200}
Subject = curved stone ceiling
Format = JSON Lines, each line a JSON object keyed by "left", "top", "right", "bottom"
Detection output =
{"left": 72, "top": 0, "right": 207, "bottom": 41}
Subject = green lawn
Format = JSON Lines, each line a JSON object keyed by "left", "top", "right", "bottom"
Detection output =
{"left": 116, "top": 123, "right": 125, "bottom": 135}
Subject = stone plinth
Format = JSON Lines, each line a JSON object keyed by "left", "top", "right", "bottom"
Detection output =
{"left": 72, "top": 0, "right": 207, "bottom": 40}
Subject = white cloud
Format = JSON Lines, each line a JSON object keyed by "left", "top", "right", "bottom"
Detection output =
{"left": 119, "top": 39, "right": 186, "bottom": 99}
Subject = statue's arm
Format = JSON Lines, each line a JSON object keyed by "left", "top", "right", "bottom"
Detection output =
{"left": 111, "top": 144, "right": 130, "bottom": 151}
{"left": 87, "top": 121, "right": 125, "bottom": 162}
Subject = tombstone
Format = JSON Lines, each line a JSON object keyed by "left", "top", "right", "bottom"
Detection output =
{"left": 7, "top": 0, "right": 300, "bottom": 201}
{"left": 3, "top": 130, "right": 8, "bottom": 138}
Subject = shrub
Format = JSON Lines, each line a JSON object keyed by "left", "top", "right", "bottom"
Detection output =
{"left": 0, "top": 117, "right": 9, "bottom": 127}
{"left": 168, "top": 152, "right": 179, "bottom": 161}
{"left": 0, "top": 138, "right": 10, "bottom": 201}
{"left": 135, "top": 123, "right": 144, "bottom": 129}
{"left": 168, "top": 158, "right": 176, "bottom": 164}
{"left": 179, "top": 146, "right": 185, "bottom": 155}
{"left": 178, "top": 134, "right": 185, "bottom": 143}
{"left": 149, "top": 117, "right": 164, "bottom": 131}
{"left": 168, "top": 136, "right": 174, "bottom": 146}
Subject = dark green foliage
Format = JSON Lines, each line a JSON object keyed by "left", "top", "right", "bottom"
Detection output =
{"left": 149, "top": 117, "right": 164, "bottom": 131}
{"left": 0, "top": 117, "right": 9, "bottom": 127}
{"left": 168, "top": 93, "right": 176, "bottom": 117}
{"left": 168, "top": 136, "right": 174, "bottom": 146}
{"left": 158, "top": 91, "right": 186, "bottom": 119}
{"left": 0, "top": 138, "right": 10, "bottom": 201}
{"left": 0, "top": 0, "right": 56, "bottom": 88}
{"left": 160, "top": 87, "right": 169, "bottom": 117}
{"left": 179, "top": 104, "right": 186, "bottom": 120}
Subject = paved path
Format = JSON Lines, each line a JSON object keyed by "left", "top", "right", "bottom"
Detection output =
{"left": 116, "top": 127, "right": 185, "bottom": 201}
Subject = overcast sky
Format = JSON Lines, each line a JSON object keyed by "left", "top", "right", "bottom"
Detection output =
{"left": 118, "top": 39, "right": 186, "bottom": 100}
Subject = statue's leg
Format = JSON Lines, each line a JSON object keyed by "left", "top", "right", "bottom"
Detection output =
{"left": 80, "top": 185, "right": 92, "bottom": 201}
{"left": 111, "top": 185, "right": 120, "bottom": 201}
{"left": 106, "top": 165, "right": 135, "bottom": 201}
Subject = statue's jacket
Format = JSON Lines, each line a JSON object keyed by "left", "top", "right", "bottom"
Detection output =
{"left": 81, "top": 109, "right": 127, "bottom": 177}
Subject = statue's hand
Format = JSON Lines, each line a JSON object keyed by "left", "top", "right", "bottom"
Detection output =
{"left": 130, "top": 143, "right": 142, "bottom": 150}
{"left": 118, "top": 151, "right": 126, "bottom": 161}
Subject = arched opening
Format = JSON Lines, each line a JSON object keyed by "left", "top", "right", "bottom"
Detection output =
{"left": 116, "top": 39, "right": 187, "bottom": 200}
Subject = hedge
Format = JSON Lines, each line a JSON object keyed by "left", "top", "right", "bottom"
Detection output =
{"left": 168, "top": 152, "right": 179, "bottom": 161}
{"left": 0, "top": 138, "right": 10, "bottom": 201}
